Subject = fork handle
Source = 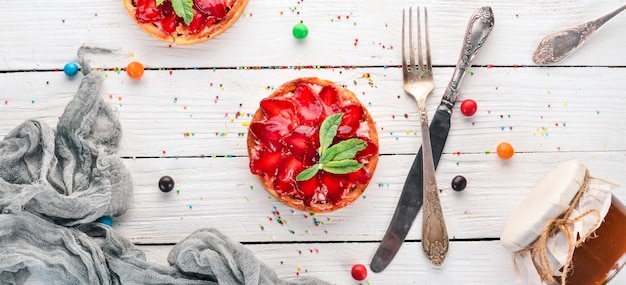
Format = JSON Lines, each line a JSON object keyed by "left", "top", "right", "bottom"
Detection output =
{"left": 418, "top": 103, "right": 449, "bottom": 266}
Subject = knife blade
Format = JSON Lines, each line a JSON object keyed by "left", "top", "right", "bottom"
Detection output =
{"left": 370, "top": 6, "right": 495, "bottom": 273}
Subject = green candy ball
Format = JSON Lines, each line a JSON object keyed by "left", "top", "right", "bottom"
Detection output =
{"left": 292, "top": 22, "right": 309, "bottom": 39}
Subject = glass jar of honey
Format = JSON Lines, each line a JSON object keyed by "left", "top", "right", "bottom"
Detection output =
{"left": 563, "top": 194, "right": 626, "bottom": 284}
{"left": 501, "top": 159, "right": 624, "bottom": 285}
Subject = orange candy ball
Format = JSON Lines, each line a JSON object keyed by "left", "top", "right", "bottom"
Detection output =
{"left": 496, "top": 142, "right": 515, "bottom": 160}
{"left": 126, "top": 61, "right": 144, "bottom": 80}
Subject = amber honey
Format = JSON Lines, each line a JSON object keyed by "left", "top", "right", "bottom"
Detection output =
{"left": 560, "top": 195, "right": 626, "bottom": 285}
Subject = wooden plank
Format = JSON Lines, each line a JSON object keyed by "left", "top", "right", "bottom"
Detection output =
{"left": 111, "top": 151, "right": 626, "bottom": 244}
{"left": 23, "top": 240, "right": 626, "bottom": 284}
{"left": 1, "top": 66, "right": 625, "bottom": 158}
{"left": 2, "top": 0, "right": 626, "bottom": 70}
{"left": 139, "top": 241, "right": 520, "bottom": 284}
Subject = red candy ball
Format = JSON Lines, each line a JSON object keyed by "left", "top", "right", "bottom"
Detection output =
{"left": 351, "top": 264, "right": 367, "bottom": 281}
{"left": 460, "top": 99, "right": 478, "bottom": 116}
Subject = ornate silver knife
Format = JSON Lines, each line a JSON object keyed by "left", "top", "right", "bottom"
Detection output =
{"left": 370, "top": 6, "right": 494, "bottom": 272}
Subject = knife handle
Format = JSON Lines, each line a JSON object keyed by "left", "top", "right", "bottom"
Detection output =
{"left": 441, "top": 6, "right": 494, "bottom": 106}
{"left": 430, "top": 107, "right": 452, "bottom": 166}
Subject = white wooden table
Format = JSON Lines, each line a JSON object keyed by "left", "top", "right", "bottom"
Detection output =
{"left": 3, "top": 0, "right": 626, "bottom": 284}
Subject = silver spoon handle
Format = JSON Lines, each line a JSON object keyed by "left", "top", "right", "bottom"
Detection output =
{"left": 533, "top": 3, "right": 626, "bottom": 64}
{"left": 441, "top": 6, "right": 495, "bottom": 109}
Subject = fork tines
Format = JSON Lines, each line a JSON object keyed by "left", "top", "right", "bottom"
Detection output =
{"left": 402, "top": 7, "right": 431, "bottom": 72}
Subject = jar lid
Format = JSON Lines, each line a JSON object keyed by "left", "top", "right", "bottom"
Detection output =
{"left": 501, "top": 159, "right": 587, "bottom": 251}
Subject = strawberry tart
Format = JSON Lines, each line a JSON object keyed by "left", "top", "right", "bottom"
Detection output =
{"left": 123, "top": 0, "right": 248, "bottom": 45}
{"left": 247, "top": 78, "right": 379, "bottom": 213}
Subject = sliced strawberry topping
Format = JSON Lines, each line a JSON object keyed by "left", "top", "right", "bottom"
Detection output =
{"left": 293, "top": 84, "right": 324, "bottom": 125}
{"left": 159, "top": 0, "right": 175, "bottom": 17}
{"left": 136, "top": 0, "right": 162, "bottom": 23}
{"left": 188, "top": 7, "right": 209, "bottom": 34}
{"left": 155, "top": 1, "right": 179, "bottom": 34}
{"left": 337, "top": 103, "right": 364, "bottom": 139}
{"left": 274, "top": 156, "right": 304, "bottom": 194}
{"left": 320, "top": 171, "right": 347, "bottom": 205}
{"left": 260, "top": 97, "right": 298, "bottom": 129}
{"left": 319, "top": 85, "right": 341, "bottom": 115}
{"left": 160, "top": 14, "right": 181, "bottom": 35}
{"left": 284, "top": 125, "right": 320, "bottom": 165}
{"left": 345, "top": 166, "right": 371, "bottom": 184}
{"left": 355, "top": 137, "right": 378, "bottom": 162}
{"left": 261, "top": 97, "right": 296, "bottom": 118}
{"left": 297, "top": 176, "right": 321, "bottom": 205}
{"left": 249, "top": 121, "right": 285, "bottom": 151}
{"left": 195, "top": 0, "right": 227, "bottom": 20}
{"left": 250, "top": 149, "right": 281, "bottom": 178}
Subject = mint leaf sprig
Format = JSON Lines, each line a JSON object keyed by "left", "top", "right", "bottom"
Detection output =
{"left": 296, "top": 113, "right": 367, "bottom": 181}
{"left": 157, "top": 0, "right": 194, "bottom": 26}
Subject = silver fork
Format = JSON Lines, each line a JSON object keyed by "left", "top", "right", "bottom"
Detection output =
{"left": 402, "top": 7, "right": 449, "bottom": 266}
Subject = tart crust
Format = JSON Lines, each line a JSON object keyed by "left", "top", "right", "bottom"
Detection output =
{"left": 248, "top": 77, "right": 379, "bottom": 213}
{"left": 123, "top": 0, "right": 248, "bottom": 45}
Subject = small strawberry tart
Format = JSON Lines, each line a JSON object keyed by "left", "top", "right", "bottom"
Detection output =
{"left": 247, "top": 78, "right": 379, "bottom": 213}
{"left": 123, "top": 0, "right": 248, "bottom": 45}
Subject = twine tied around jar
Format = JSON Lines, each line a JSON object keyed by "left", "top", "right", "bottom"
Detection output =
{"left": 514, "top": 170, "right": 601, "bottom": 285}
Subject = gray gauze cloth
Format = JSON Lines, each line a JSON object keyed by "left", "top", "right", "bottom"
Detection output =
{"left": 0, "top": 68, "right": 330, "bottom": 285}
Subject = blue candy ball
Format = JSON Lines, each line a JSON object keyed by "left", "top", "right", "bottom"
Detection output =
{"left": 96, "top": 216, "right": 113, "bottom": 226}
{"left": 64, "top": 62, "right": 79, "bottom": 77}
